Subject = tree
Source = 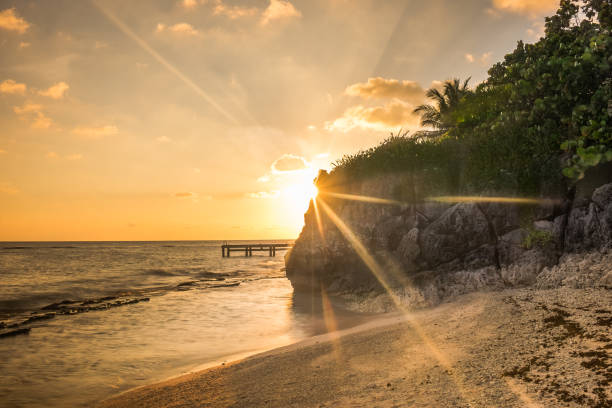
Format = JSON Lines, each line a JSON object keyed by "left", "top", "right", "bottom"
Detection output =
{"left": 413, "top": 78, "right": 471, "bottom": 137}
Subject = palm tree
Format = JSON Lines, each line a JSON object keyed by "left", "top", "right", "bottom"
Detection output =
{"left": 413, "top": 78, "right": 471, "bottom": 138}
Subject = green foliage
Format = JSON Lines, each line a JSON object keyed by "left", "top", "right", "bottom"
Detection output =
{"left": 326, "top": 0, "right": 611, "bottom": 194}
{"left": 413, "top": 78, "right": 472, "bottom": 135}
{"left": 327, "top": 132, "right": 465, "bottom": 199}
{"left": 522, "top": 228, "right": 554, "bottom": 250}
{"left": 469, "top": 0, "right": 612, "bottom": 181}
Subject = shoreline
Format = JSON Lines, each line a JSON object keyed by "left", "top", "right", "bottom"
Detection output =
{"left": 98, "top": 286, "right": 611, "bottom": 408}
{"left": 102, "top": 309, "right": 395, "bottom": 403}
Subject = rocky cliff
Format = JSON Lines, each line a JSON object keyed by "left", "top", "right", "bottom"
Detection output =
{"left": 285, "top": 172, "right": 612, "bottom": 311}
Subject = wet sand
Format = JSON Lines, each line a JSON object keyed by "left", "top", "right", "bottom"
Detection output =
{"left": 99, "top": 287, "right": 611, "bottom": 408}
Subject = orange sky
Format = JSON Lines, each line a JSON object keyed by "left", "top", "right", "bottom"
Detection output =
{"left": 0, "top": 0, "right": 558, "bottom": 241}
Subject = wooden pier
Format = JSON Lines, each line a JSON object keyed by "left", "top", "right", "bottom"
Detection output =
{"left": 221, "top": 242, "right": 293, "bottom": 257}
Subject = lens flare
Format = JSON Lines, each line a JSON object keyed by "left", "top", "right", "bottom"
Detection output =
{"left": 315, "top": 195, "right": 533, "bottom": 405}
{"left": 427, "top": 196, "right": 561, "bottom": 205}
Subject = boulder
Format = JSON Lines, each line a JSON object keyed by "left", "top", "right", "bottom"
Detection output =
{"left": 497, "top": 228, "right": 528, "bottom": 266}
{"left": 552, "top": 214, "right": 567, "bottom": 249}
{"left": 371, "top": 215, "right": 412, "bottom": 251}
{"left": 500, "top": 249, "right": 556, "bottom": 286}
{"left": 592, "top": 183, "right": 612, "bottom": 209}
{"left": 478, "top": 202, "right": 521, "bottom": 236}
{"left": 420, "top": 203, "right": 491, "bottom": 266}
{"left": 565, "top": 205, "right": 590, "bottom": 251}
{"left": 463, "top": 244, "right": 497, "bottom": 270}
{"left": 395, "top": 228, "right": 420, "bottom": 268}
{"left": 533, "top": 220, "right": 553, "bottom": 233}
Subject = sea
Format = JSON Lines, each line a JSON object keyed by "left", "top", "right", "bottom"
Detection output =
{"left": 0, "top": 240, "right": 364, "bottom": 407}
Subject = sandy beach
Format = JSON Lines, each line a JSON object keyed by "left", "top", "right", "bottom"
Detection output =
{"left": 99, "top": 286, "right": 611, "bottom": 408}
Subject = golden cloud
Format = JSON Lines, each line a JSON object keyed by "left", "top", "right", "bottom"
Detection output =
{"left": 465, "top": 52, "right": 493, "bottom": 65}
{"left": 39, "top": 82, "right": 69, "bottom": 99}
{"left": 261, "top": 0, "right": 302, "bottom": 25}
{"left": 32, "top": 112, "right": 53, "bottom": 129}
{"left": 72, "top": 125, "right": 118, "bottom": 139}
{"left": 66, "top": 153, "right": 83, "bottom": 161}
{"left": 0, "top": 181, "right": 19, "bottom": 195}
{"left": 271, "top": 154, "right": 309, "bottom": 173}
{"left": 213, "top": 2, "right": 258, "bottom": 19}
{"left": 0, "top": 8, "right": 30, "bottom": 34}
{"left": 156, "top": 22, "right": 200, "bottom": 36}
{"left": 247, "top": 190, "right": 280, "bottom": 199}
{"left": 492, "top": 0, "right": 558, "bottom": 17}
{"left": 13, "top": 102, "right": 53, "bottom": 129}
{"left": 13, "top": 102, "right": 41, "bottom": 114}
{"left": 0, "top": 79, "right": 27, "bottom": 94}
{"left": 181, "top": 0, "right": 198, "bottom": 9}
{"left": 175, "top": 192, "right": 196, "bottom": 198}
{"left": 326, "top": 100, "right": 420, "bottom": 132}
{"left": 345, "top": 77, "right": 426, "bottom": 104}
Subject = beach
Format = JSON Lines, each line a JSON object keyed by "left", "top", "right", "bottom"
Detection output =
{"left": 99, "top": 286, "right": 612, "bottom": 408}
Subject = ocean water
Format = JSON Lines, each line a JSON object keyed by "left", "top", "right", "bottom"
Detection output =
{"left": 0, "top": 241, "right": 359, "bottom": 407}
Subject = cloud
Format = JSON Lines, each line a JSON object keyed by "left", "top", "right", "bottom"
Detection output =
{"left": 46, "top": 151, "right": 85, "bottom": 160}
{"left": 480, "top": 52, "right": 493, "bottom": 65}
{"left": 247, "top": 190, "right": 280, "bottom": 199}
{"left": 213, "top": 2, "right": 258, "bottom": 19}
{"left": 0, "top": 8, "right": 30, "bottom": 34}
{"left": 326, "top": 100, "right": 420, "bottom": 132}
{"left": 465, "top": 52, "right": 493, "bottom": 65}
{"left": 175, "top": 192, "right": 197, "bottom": 198}
{"left": 38, "top": 82, "right": 69, "bottom": 99}
{"left": 174, "top": 191, "right": 210, "bottom": 202}
{"left": 0, "top": 148, "right": 6, "bottom": 154}
{"left": 526, "top": 20, "right": 545, "bottom": 39}
{"left": 73, "top": 125, "right": 118, "bottom": 139}
{"left": 14, "top": 102, "right": 53, "bottom": 129}
{"left": 0, "top": 181, "right": 19, "bottom": 195}
{"left": 19, "top": 41, "right": 30, "bottom": 48}
{"left": 156, "top": 22, "right": 200, "bottom": 36}
{"left": 181, "top": 0, "right": 198, "bottom": 9}
{"left": 32, "top": 112, "right": 53, "bottom": 129}
{"left": 0, "top": 79, "right": 27, "bottom": 95}
{"left": 13, "top": 102, "right": 41, "bottom": 114}
{"left": 491, "top": 0, "right": 558, "bottom": 17}
{"left": 261, "top": 0, "right": 301, "bottom": 25}
{"left": 345, "top": 77, "right": 426, "bottom": 104}
{"left": 271, "top": 154, "right": 309, "bottom": 173}
{"left": 156, "top": 136, "right": 172, "bottom": 143}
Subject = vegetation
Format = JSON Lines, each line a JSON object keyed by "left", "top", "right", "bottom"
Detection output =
{"left": 413, "top": 78, "right": 471, "bottom": 138}
{"left": 323, "top": 0, "right": 611, "bottom": 198}
{"left": 522, "top": 228, "right": 555, "bottom": 250}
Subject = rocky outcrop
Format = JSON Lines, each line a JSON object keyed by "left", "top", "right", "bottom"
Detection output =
{"left": 285, "top": 174, "right": 612, "bottom": 311}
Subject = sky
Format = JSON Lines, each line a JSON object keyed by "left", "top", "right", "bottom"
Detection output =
{"left": 0, "top": 0, "right": 559, "bottom": 241}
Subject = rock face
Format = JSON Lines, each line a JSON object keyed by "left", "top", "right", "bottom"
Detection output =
{"left": 285, "top": 174, "right": 612, "bottom": 311}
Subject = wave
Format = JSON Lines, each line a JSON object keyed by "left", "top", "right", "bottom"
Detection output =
{"left": 142, "top": 269, "right": 178, "bottom": 277}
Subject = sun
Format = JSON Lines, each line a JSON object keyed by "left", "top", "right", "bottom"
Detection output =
{"left": 281, "top": 181, "right": 318, "bottom": 215}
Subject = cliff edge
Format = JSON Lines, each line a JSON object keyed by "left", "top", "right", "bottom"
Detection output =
{"left": 285, "top": 174, "right": 612, "bottom": 311}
